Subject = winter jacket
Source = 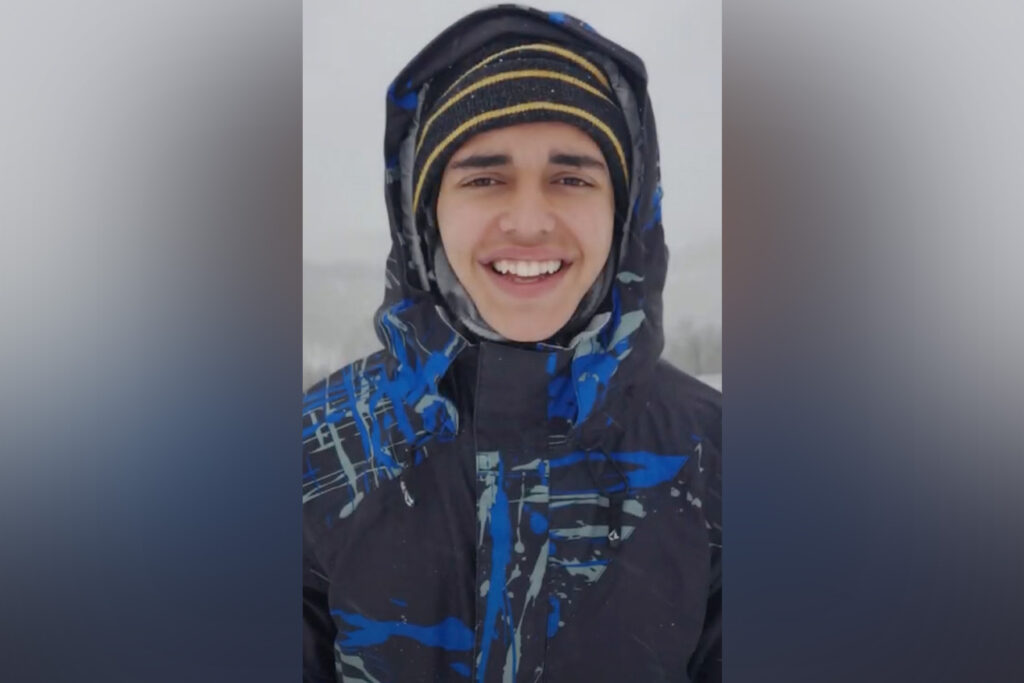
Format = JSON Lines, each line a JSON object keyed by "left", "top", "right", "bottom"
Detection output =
{"left": 302, "top": 6, "right": 722, "bottom": 682}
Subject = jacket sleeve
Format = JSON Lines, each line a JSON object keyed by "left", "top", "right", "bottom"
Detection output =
{"left": 303, "top": 545, "right": 338, "bottom": 682}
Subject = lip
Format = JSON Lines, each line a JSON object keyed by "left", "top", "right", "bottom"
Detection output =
{"left": 481, "top": 260, "right": 572, "bottom": 299}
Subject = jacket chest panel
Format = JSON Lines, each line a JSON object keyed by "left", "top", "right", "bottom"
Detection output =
{"left": 470, "top": 443, "right": 704, "bottom": 682}
{"left": 542, "top": 453, "right": 712, "bottom": 681}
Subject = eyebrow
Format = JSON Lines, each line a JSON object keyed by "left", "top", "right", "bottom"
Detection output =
{"left": 449, "top": 154, "right": 511, "bottom": 170}
{"left": 448, "top": 151, "right": 607, "bottom": 171}
{"left": 549, "top": 153, "right": 606, "bottom": 170}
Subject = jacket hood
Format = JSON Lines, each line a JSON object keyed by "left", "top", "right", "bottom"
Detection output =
{"left": 373, "top": 5, "right": 668, "bottom": 432}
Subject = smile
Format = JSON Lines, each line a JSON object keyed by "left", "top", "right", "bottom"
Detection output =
{"left": 489, "top": 259, "right": 565, "bottom": 277}
{"left": 482, "top": 258, "right": 572, "bottom": 298}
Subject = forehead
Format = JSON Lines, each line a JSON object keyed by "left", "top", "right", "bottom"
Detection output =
{"left": 451, "top": 121, "right": 601, "bottom": 158}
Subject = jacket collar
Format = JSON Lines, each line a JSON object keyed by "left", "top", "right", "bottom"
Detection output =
{"left": 374, "top": 280, "right": 648, "bottom": 445}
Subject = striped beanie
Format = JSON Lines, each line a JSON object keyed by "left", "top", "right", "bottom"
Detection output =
{"left": 413, "top": 41, "right": 632, "bottom": 224}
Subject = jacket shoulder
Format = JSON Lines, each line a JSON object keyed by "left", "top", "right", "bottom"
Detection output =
{"left": 302, "top": 348, "right": 397, "bottom": 434}
{"left": 646, "top": 359, "right": 721, "bottom": 438}
{"left": 302, "top": 348, "right": 391, "bottom": 409}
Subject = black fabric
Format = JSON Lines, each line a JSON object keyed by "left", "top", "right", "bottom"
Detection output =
{"left": 302, "top": 6, "right": 722, "bottom": 682}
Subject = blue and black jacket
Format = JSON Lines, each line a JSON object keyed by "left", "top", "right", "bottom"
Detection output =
{"left": 303, "top": 6, "right": 722, "bottom": 681}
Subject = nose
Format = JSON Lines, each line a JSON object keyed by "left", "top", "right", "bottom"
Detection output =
{"left": 496, "top": 183, "right": 556, "bottom": 237}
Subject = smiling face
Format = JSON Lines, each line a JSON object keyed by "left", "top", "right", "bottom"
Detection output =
{"left": 435, "top": 121, "right": 615, "bottom": 342}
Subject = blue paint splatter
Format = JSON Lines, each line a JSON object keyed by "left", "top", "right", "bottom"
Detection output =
{"left": 389, "top": 598, "right": 407, "bottom": 608}
{"left": 529, "top": 511, "right": 548, "bottom": 535}
{"left": 375, "top": 302, "right": 462, "bottom": 445}
{"left": 547, "top": 372, "right": 577, "bottom": 420}
{"left": 451, "top": 662, "right": 471, "bottom": 677}
{"left": 641, "top": 184, "right": 664, "bottom": 231}
{"left": 612, "top": 451, "right": 690, "bottom": 489}
{"left": 573, "top": 353, "right": 619, "bottom": 423}
{"left": 547, "top": 595, "right": 561, "bottom": 637}
{"left": 546, "top": 351, "right": 577, "bottom": 420}
{"left": 387, "top": 81, "right": 418, "bottom": 111}
{"left": 331, "top": 610, "right": 473, "bottom": 651}
{"left": 548, "top": 11, "right": 567, "bottom": 24}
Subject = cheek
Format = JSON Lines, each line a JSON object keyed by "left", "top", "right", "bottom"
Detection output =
{"left": 570, "top": 206, "right": 615, "bottom": 262}
{"left": 435, "top": 201, "right": 473, "bottom": 260}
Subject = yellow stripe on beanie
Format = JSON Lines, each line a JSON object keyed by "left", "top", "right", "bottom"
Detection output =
{"left": 416, "top": 69, "right": 613, "bottom": 153}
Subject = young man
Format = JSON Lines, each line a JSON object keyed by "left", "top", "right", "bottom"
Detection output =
{"left": 303, "top": 6, "right": 721, "bottom": 682}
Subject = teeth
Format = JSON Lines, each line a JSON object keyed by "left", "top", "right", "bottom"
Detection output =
{"left": 492, "top": 259, "right": 563, "bottom": 277}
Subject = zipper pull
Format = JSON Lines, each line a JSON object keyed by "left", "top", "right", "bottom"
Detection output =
{"left": 607, "top": 489, "right": 625, "bottom": 549}
{"left": 399, "top": 449, "right": 417, "bottom": 507}
{"left": 399, "top": 473, "right": 416, "bottom": 507}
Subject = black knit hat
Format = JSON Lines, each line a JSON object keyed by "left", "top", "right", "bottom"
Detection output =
{"left": 413, "top": 41, "right": 632, "bottom": 225}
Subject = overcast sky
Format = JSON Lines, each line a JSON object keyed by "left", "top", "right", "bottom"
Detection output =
{"left": 304, "top": 0, "right": 720, "bottom": 324}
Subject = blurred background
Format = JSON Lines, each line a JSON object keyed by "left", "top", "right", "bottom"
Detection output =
{"left": 303, "top": 0, "right": 721, "bottom": 390}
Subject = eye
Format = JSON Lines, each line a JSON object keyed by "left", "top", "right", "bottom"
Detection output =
{"left": 554, "top": 176, "right": 592, "bottom": 187}
{"left": 462, "top": 177, "right": 502, "bottom": 188}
